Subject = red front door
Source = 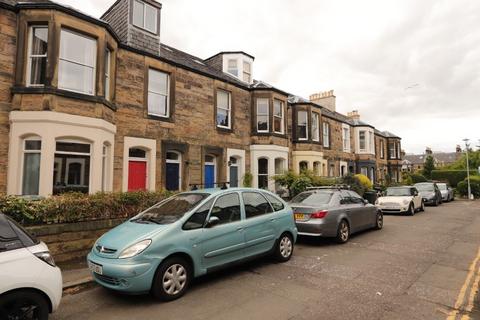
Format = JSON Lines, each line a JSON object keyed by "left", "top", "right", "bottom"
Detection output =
{"left": 128, "top": 161, "right": 147, "bottom": 191}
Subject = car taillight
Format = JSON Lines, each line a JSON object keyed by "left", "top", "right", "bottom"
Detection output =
{"left": 310, "top": 210, "right": 328, "bottom": 219}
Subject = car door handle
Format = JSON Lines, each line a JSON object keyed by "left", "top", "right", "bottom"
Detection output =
{"left": 237, "top": 227, "right": 244, "bottom": 231}
{"left": 269, "top": 218, "right": 276, "bottom": 222}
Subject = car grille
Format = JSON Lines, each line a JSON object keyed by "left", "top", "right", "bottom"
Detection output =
{"left": 96, "top": 245, "right": 117, "bottom": 254}
{"left": 94, "top": 273, "right": 121, "bottom": 286}
{"left": 381, "top": 202, "right": 400, "bottom": 207}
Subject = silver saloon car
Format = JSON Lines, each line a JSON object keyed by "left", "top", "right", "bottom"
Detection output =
{"left": 289, "top": 188, "right": 383, "bottom": 243}
{"left": 437, "top": 183, "right": 454, "bottom": 202}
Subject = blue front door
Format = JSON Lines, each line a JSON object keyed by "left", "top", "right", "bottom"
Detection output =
{"left": 166, "top": 163, "right": 179, "bottom": 191}
{"left": 204, "top": 164, "right": 215, "bottom": 188}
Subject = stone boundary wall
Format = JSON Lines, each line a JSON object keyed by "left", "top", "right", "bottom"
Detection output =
{"left": 26, "top": 219, "right": 124, "bottom": 263}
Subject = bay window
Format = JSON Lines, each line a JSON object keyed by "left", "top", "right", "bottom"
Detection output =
{"left": 312, "top": 113, "right": 320, "bottom": 141}
{"left": 132, "top": 0, "right": 158, "bottom": 33}
{"left": 297, "top": 111, "right": 308, "bottom": 140}
{"left": 22, "top": 138, "right": 41, "bottom": 195}
{"left": 26, "top": 26, "right": 48, "bottom": 87}
{"left": 380, "top": 140, "right": 384, "bottom": 158}
{"left": 342, "top": 126, "right": 350, "bottom": 151}
{"left": 256, "top": 98, "right": 269, "bottom": 132}
{"left": 258, "top": 158, "right": 268, "bottom": 189}
{"left": 323, "top": 122, "right": 330, "bottom": 147}
{"left": 389, "top": 142, "right": 396, "bottom": 159}
{"left": 273, "top": 99, "right": 284, "bottom": 134}
{"left": 53, "top": 141, "right": 91, "bottom": 194}
{"left": 243, "top": 61, "right": 251, "bottom": 82}
{"left": 148, "top": 69, "right": 170, "bottom": 117}
{"left": 58, "top": 29, "right": 97, "bottom": 95}
{"left": 216, "top": 90, "right": 231, "bottom": 128}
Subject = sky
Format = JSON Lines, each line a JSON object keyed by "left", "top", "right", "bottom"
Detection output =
{"left": 55, "top": 0, "right": 480, "bottom": 154}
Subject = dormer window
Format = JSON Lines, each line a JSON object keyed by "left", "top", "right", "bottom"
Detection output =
{"left": 243, "top": 61, "right": 251, "bottom": 82}
{"left": 227, "top": 59, "right": 238, "bottom": 76}
{"left": 132, "top": 0, "right": 158, "bottom": 34}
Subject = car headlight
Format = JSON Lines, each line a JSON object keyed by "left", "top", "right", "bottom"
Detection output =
{"left": 119, "top": 239, "right": 152, "bottom": 259}
{"left": 34, "top": 251, "right": 56, "bottom": 267}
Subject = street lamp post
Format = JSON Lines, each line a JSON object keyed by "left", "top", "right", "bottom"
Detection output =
{"left": 463, "top": 139, "right": 472, "bottom": 200}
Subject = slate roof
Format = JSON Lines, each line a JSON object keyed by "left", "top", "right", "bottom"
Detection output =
{"left": 404, "top": 152, "right": 458, "bottom": 165}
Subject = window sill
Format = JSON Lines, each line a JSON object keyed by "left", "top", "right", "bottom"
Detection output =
{"left": 216, "top": 126, "right": 233, "bottom": 134}
{"left": 147, "top": 113, "right": 174, "bottom": 123}
{"left": 11, "top": 86, "right": 117, "bottom": 111}
{"left": 253, "top": 132, "right": 288, "bottom": 139}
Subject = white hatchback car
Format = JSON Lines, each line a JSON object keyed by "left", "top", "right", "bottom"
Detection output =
{"left": 0, "top": 213, "right": 62, "bottom": 320}
{"left": 376, "top": 186, "right": 424, "bottom": 215}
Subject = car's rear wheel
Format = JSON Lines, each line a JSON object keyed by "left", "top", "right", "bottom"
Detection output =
{"left": 274, "top": 233, "right": 294, "bottom": 262}
{"left": 375, "top": 211, "right": 383, "bottom": 230}
{"left": 0, "top": 290, "right": 49, "bottom": 320}
{"left": 420, "top": 201, "right": 425, "bottom": 212}
{"left": 408, "top": 203, "right": 415, "bottom": 216}
{"left": 151, "top": 257, "right": 191, "bottom": 301}
{"left": 335, "top": 220, "right": 350, "bottom": 244}
{"left": 434, "top": 198, "right": 439, "bottom": 206}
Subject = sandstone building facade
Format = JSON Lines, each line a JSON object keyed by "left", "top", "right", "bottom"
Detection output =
{"left": 0, "top": 0, "right": 402, "bottom": 197}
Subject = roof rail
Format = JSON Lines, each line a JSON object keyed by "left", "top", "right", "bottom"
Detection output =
{"left": 306, "top": 185, "right": 350, "bottom": 191}
{"left": 189, "top": 182, "right": 230, "bottom": 191}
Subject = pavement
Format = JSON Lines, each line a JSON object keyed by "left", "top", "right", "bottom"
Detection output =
{"left": 54, "top": 200, "right": 480, "bottom": 320}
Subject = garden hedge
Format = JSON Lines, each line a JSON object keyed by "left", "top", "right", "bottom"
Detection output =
{"left": 0, "top": 191, "right": 173, "bottom": 226}
{"left": 457, "top": 176, "right": 480, "bottom": 198}
{"left": 431, "top": 170, "right": 471, "bottom": 187}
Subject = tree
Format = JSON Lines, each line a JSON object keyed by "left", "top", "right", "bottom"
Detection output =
{"left": 423, "top": 155, "right": 436, "bottom": 179}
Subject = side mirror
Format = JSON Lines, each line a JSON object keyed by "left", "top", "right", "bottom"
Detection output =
{"left": 206, "top": 216, "right": 220, "bottom": 228}
{"left": 363, "top": 199, "right": 369, "bottom": 205}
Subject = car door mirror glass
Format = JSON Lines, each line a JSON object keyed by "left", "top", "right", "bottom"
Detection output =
{"left": 206, "top": 216, "right": 220, "bottom": 228}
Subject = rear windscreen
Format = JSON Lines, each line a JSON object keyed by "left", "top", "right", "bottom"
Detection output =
{"left": 291, "top": 192, "right": 333, "bottom": 206}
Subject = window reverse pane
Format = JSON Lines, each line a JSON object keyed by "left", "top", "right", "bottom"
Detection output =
{"left": 243, "top": 192, "right": 273, "bottom": 219}
{"left": 133, "top": 0, "right": 144, "bottom": 28}
{"left": 22, "top": 153, "right": 40, "bottom": 195}
{"left": 145, "top": 5, "right": 157, "bottom": 32}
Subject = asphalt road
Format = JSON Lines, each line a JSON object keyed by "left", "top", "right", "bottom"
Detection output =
{"left": 52, "top": 200, "right": 480, "bottom": 320}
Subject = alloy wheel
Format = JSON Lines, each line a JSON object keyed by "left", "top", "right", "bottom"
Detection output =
{"left": 377, "top": 213, "right": 383, "bottom": 228}
{"left": 279, "top": 236, "right": 293, "bottom": 258}
{"left": 162, "top": 264, "right": 187, "bottom": 295}
{"left": 340, "top": 222, "right": 349, "bottom": 242}
{"left": 6, "top": 302, "right": 38, "bottom": 320}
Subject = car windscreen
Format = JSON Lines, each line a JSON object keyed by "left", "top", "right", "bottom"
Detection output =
{"left": 437, "top": 184, "right": 447, "bottom": 190}
{"left": 132, "top": 193, "right": 209, "bottom": 225}
{"left": 385, "top": 188, "right": 412, "bottom": 196}
{"left": 291, "top": 191, "right": 333, "bottom": 206}
{"left": 415, "top": 184, "right": 434, "bottom": 192}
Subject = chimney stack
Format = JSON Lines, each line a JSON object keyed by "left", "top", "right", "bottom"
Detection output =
{"left": 456, "top": 145, "right": 462, "bottom": 153}
{"left": 425, "top": 147, "right": 432, "bottom": 155}
{"left": 347, "top": 110, "right": 360, "bottom": 121}
{"left": 310, "top": 90, "right": 336, "bottom": 112}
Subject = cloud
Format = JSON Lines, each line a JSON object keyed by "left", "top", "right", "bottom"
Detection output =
{"left": 54, "top": 0, "right": 480, "bottom": 153}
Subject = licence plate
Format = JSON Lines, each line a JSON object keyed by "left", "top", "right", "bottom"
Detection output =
{"left": 88, "top": 261, "right": 103, "bottom": 275}
{"left": 294, "top": 213, "right": 305, "bottom": 220}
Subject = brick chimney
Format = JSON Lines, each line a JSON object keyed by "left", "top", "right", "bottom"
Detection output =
{"left": 310, "top": 90, "right": 336, "bottom": 112}
{"left": 425, "top": 147, "right": 432, "bottom": 155}
{"left": 455, "top": 145, "right": 462, "bottom": 160}
{"left": 347, "top": 110, "right": 360, "bottom": 121}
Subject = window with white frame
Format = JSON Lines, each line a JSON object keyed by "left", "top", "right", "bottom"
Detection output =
{"left": 216, "top": 89, "right": 231, "bottom": 128}
{"left": 58, "top": 29, "right": 97, "bottom": 95}
{"left": 104, "top": 49, "right": 111, "bottom": 101}
{"left": 132, "top": 0, "right": 158, "bottom": 33}
{"left": 256, "top": 98, "right": 269, "bottom": 132}
{"left": 359, "top": 131, "right": 366, "bottom": 151}
{"left": 297, "top": 111, "right": 308, "bottom": 140}
{"left": 323, "top": 122, "right": 330, "bottom": 147}
{"left": 22, "top": 138, "right": 41, "bottom": 195}
{"left": 273, "top": 99, "right": 284, "bottom": 134}
{"left": 148, "top": 68, "right": 170, "bottom": 117}
{"left": 243, "top": 61, "right": 251, "bottom": 82}
{"left": 53, "top": 141, "right": 91, "bottom": 195}
{"left": 389, "top": 141, "right": 396, "bottom": 159}
{"left": 312, "top": 113, "right": 320, "bottom": 142}
{"left": 342, "top": 126, "right": 350, "bottom": 151}
{"left": 380, "top": 140, "right": 384, "bottom": 158}
{"left": 361, "top": 167, "right": 368, "bottom": 176}
{"left": 227, "top": 59, "right": 238, "bottom": 76}
{"left": 27, "top": 26, "right": 48, "bottom": 87}
{"left": 369, "top": 132, "right": 374, "bottom": 153}
{"left": 397, "top": 142, "right": 401, "bottom": 159}
{"left": 101, "top": 143, "right": 110, "bottom": 192}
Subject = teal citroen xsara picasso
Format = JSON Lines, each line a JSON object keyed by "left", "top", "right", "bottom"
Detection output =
{"left": 87, "top": 188, "right": 297, "bottom": 301}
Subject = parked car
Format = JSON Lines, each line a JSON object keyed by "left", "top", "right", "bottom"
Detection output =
{"left": 87, "top": 188, "right": 297, "bottom": 301}
{"left": 0, "top": 213, "right": 62, "bottom": 320}
{"left": 414, "top": 182, "right": 443, "bottom": 206}
{"left": 375, "top": 186, "right": 424, "bottom": 215}
{"left": 437, "top": 183, "right": 454, "bottom": 202}
{"left": 289, "top": 187, "right": 383, "bottom": 244}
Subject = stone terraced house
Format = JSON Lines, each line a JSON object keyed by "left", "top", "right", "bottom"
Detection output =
{"left": 0, "top": 0, "right": 402, "bottom": 197}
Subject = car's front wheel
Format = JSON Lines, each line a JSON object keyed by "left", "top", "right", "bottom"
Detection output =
{"left": 152, "top": 256, "right": 191, "bottom": 301}
{"left": 408, "top": 203, "right": 415, "bottom": 216}
{"left": 375, "top": 211, "right": 383, "bottom": 230}
{"left": 274, "top": 233, "right": 294, "bottom": 262}
{"left": 335, "top": 220, "right": 350, "bottom": 244}
{"left": 0, "top": 290, "right": 49, "bottom": 320}
{"left": 420, "top": 200, "right": 425, "bottom": 212}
